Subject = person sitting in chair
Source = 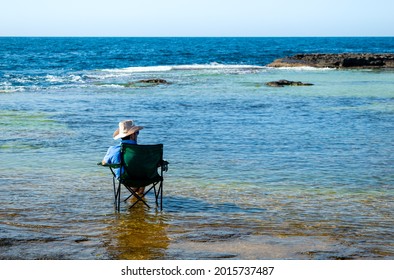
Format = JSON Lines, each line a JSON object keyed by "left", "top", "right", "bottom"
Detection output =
{"left": 102, "top": 120, "right": 145, "bottom": 195}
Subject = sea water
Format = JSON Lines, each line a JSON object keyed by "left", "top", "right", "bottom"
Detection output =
{"left": 0, "top": 37, "right": 393, "bottom": 259}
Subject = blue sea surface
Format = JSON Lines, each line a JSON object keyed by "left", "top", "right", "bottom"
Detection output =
{"left": 0, "top": 37, "right": 393, "bottom": 259}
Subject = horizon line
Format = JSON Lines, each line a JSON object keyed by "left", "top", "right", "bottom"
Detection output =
{"left": 1, "top": 35, "right": 394, "bottom": 38}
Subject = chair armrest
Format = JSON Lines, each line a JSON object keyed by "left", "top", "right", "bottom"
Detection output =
{"left": 159, "top": 160, "right": 169, "bottom": 172}
{"left": 97, "top": 162, "right": 121, "bottom": 168}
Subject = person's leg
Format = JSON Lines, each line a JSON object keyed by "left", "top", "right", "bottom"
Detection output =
{"left": 137, "top": 187, "right": 145, "bottom": 195}
{"left": 123, "top": 183, "right": 145, "bottom": 197}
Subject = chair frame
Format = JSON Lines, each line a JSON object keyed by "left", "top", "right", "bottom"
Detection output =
{"left": 100, "top": 144, "right": 168, "bottom": 211}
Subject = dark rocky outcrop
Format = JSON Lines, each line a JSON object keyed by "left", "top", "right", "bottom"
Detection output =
{"left": 267, "top": 53, "right": 394, "bottom": 69}
{"left": 137, "top": 79, "right": 170, "bottom": 84}
{"left": 123, "top": 79, "right": 170, "bottom": 87}
{"left": 265, "top": 79, "right": 313, "bottom": 87}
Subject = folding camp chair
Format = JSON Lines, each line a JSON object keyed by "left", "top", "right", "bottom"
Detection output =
{"left": 99, "top": 144, "right": 168, "bottom": 211}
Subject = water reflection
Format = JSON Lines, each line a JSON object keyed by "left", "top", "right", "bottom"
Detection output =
{"left": 105, "top": 204, "right": 170, "bottom": 260}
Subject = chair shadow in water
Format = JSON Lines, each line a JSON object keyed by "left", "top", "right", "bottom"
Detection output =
{"left": 105, "top": 203, "right": 170, "bottom": 260}
{"left": 104, "top": 195, "right": 266, "bottom": 260}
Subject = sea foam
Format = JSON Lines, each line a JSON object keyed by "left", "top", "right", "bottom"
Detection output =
{"left": 267, "top": 66, "right": 334, "bottom": 71}
{"left": 102, "top": 63, "right": 264, "bottom": 73}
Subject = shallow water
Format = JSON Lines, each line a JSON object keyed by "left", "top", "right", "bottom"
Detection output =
{"left": 1, "top": 38, "right": 394, "bottom": 259}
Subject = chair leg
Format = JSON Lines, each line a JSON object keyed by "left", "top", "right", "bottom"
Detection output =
{"left": 119, "top": 182, "right": 163, "bottom": 210}
{"left": 113, "top": 177, "right": 116, "bottom": 200}
{"left": 153, "top": 181, "right": 163, "bottom": 211}
{"left": 124, "top": 193, "right": 133, "bottom": 202}
{"left": 115, "top": 181, "right": 121, "bottom": 211}
{"left": 154, "top": 186, "right": 159, "bottom": 207}
{"left": 129, "top": 191, "right": 150, "bottom": 209}
{"left": 113, "top": 177, "right": 118, "bottom": 208}
{"left": 124, "top": 185, "right": 153, "bottom": 209}
{"left": 160, "top": 181, "right": 163, "bottom": 211}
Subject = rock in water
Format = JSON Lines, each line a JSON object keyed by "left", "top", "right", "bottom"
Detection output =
{"left": 137, "top": 79, "right": 170, "bottom": 84}
{"left": 265, "top": 80, "right": 314, "bottom": 87}
{"left": 122, "top": 79, "right": 170, "bottom": 87}
{"left": 267, "top": 53, "right": 394, "bottom": 69}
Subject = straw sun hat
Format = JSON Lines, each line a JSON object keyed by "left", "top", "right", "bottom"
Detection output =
{"left": 113, "top": 120, "right": 143, "bottom": 140}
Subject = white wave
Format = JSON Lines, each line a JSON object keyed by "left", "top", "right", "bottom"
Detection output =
{"left": 267, "top": 66, "right": 334, "bottom": 71}
{"left": 173, "top": 63, "right": 264, "bottom": 71}
{"left": 0, "top": 86, "right": 26, "bottom": 93}
{"left": 96, "top": 84, "right": 126, "bottom": 89}
{"left": 0, "top": 82, "right": 24, "bottom": 93}
{"left": 102, "top": 65, "right": 172, "bottom": 73}
{"left": 84, "top": 72, "right": 136, "bottom": 80}
{"left": 102, "top": 63, "right": 264, "bottom": 73}
{"left": 45, "top": 74, "right": 84, "bottom": 83}
{"left": 0, "top": 89, "right": 19, "bottom": 93}
{"left": 45, "top": 75, "right": 64, "bottom": 83}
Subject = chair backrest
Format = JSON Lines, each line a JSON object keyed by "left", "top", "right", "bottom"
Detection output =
{"left": 120, "top": 144, "right": 163, "bottom": 181}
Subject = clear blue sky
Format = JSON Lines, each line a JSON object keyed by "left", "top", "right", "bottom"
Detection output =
{"left": 1, "top": 0, "right": 393, "bottom": 36}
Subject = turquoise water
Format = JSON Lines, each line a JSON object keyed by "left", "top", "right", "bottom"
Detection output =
{"left": 0, "top": 38, "right": 393, "bottom": 259}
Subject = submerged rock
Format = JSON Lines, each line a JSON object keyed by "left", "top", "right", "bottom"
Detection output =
{"left": 267, "top": 53, "right": 394, "bottom": 69}
{"left": 123, "top": 79, "right": 170, "bottom": 87}
{"left": 265, "top": 79, "right": 314, "bottom": 87}
{"left": 137, "top": 79, "right": 170, "bottom": 84}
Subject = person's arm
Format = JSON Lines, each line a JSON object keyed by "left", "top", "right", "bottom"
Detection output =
{"left": 102, "top": 146, "right": 120, "bottom": 166}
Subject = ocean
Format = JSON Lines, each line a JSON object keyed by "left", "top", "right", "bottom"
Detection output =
{"left": 0, "top": 37, "right": 393, "bottom": 259}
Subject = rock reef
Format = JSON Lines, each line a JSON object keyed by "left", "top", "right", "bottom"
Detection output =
{"left": 265, "top": 80, "right": 313, "bottom": 87}
{"left": 123, "top": 79, "right": 170, "bottom": 87}
{"left": 137, "top": 79, "right": 170, "bottom": 84}
{"left": 267, "top": 53, "right": 394, "bottom": 69}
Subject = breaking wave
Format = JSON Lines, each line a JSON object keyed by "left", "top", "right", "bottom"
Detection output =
{"left": 101, "top": 63, "right": 265, "bottom": 73}
{"left": 0, "top": 63, "right": 336, "bottom": 93}
{"left": 266, "top": 66, "right": 335, "bottom": 71}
